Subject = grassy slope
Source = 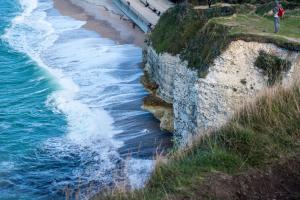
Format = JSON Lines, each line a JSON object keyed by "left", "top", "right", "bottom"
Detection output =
{"left": 98, "top": 80, "right": 300, "bottom": 200}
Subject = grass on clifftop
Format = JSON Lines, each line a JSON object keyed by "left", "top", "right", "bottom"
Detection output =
{"left": 150, "top": 2, "right": 300, "bottom": 77}
{"left": 95, "top": 80, "right": 300, "bottom": 200}
{"left": 217, "top": 11, "right": 300, "bottom": 40}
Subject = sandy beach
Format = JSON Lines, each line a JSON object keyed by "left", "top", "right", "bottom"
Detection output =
{"left": 53, "top": 0, "right": 145, "bottom": 47}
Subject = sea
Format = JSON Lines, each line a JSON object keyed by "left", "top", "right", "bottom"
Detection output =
{"left": 0, "top": 0, "right": 171, "bottom": 199}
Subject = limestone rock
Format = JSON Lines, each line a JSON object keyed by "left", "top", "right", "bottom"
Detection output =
{"left": 143, "top": 40, "right": 300, "bottom": 144}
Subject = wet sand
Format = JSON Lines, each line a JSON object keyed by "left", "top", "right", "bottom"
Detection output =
{"left": 53, "top": 0, "right": 145, "bottom": 47}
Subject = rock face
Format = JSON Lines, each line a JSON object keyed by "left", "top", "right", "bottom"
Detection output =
{"left": 143, "top": 40, "right": 300, "bottom": 144}
{"left": 142, "top": 101, "right": 174, "bottom": 132}
{"left": 142, "top": 94, "right": 174, "bottom": 132}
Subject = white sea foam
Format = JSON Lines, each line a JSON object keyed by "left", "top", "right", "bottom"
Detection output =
{"left": 2, "top": 0, "right": 155, "bottom": 194}
{"left": 126, "top": 159, "right": 154, "bottom": 189}
{"left": 14, "top": 0, "right": 38, "bottom": 22}
{"left": 3, "top": 0, "right": 117, "bottom": 147}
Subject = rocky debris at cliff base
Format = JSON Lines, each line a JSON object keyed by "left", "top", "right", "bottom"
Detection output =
{"left": 140, "top": 71, "right": 174, "bottom": 132}
{"left": 142, "top": 95, "right": 174, "bottom": 132}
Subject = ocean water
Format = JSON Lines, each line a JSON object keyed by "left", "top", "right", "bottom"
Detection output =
{"left": 0, "top": 0, "right": 171, "bottom": 199}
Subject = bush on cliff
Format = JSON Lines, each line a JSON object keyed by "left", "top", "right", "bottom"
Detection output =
{"left": 150, "top": 4, "right": 235, "bottom": 55}
{"left": 181, "top": 22, "right": 231, "bottom": 77}
{"left": 255, "top": 50, "right": 291, "bottom": 85}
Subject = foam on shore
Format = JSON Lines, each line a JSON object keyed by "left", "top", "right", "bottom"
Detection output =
{"left": 2, "top": 0, "right": 155, "bottom": 198}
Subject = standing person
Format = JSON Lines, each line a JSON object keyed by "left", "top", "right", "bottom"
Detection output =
{"left": 273, "top": 1, "right": 280, "bottom": 33}
{"left": 208, "top": 0, "right": 212, "bottom": 8}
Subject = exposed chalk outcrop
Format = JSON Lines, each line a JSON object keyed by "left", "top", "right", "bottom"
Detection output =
{"left": 143, "top": 40, "right": 300, "bottom": 144}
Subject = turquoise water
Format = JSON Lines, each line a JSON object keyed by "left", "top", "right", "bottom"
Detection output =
{"left": 0, "top": 0, "right": 171, "bottom": 199}
{"left": 0, "top": 1, "right": 67, "bottom": 199}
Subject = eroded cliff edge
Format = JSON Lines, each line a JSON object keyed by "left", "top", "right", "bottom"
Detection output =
{"left": 143, "top": 40, "right": 299, "bottom": 142}
{"left": 141, "top": 3, "right": 300, "bottom": 144}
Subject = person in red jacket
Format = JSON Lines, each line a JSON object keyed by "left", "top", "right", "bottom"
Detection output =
{"left": 273, "top": 1, "right": 285, "bottom": 33}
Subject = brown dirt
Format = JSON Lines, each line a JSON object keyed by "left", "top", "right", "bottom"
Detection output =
{"left": 189, "top": 153, "right": 300, "bottom": 200}
{"left": 170, "top": 153, "right": 300, "bottom": 200}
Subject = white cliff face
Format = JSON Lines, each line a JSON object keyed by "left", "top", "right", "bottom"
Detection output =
{"left": 144, "top": 47, "right": 178, "bottom": 103}
{"left": 144, "top": 40, "right": 300, "bottom": 144}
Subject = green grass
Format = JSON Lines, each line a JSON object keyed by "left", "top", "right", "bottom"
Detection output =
{"left": 181, "top": 21, "right": 232, "bottom": 77}
{"left": 218, "top": 13, "right": 300, "bottom": 39}
{"left": 95, "top": 80, "right": 300, "bottom": 200}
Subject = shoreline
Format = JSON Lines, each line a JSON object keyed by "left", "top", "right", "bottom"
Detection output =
{"left": 53, "top": 0, "right": 145, "bottom": 47}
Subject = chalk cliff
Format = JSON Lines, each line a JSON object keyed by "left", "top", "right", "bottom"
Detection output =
{"left": 142, "top": 40, "right": 300, "bottom": 144}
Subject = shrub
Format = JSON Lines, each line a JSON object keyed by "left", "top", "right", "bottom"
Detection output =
{"left": 181, "top": 22, "right": 231, "bottom": 77}
{"left": 254, "top": 50, "right": 291, "bottom": 85}
{"left": 150, "top": 4, "right": 235, "bottom": 55}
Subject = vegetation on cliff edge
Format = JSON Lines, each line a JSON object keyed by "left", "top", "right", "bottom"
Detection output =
{"left": 150, "top": 1, "right": 300, "bottom": 77}
{"left": 94, "top": 78, "right": 300, "bottom": 200}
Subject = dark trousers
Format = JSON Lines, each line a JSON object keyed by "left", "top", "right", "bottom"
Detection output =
{"left": 208, "top": 0, "right": 212, "bottom": 8}
{"left": 274, "top": 17, "right": 280, "bottom": 33}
